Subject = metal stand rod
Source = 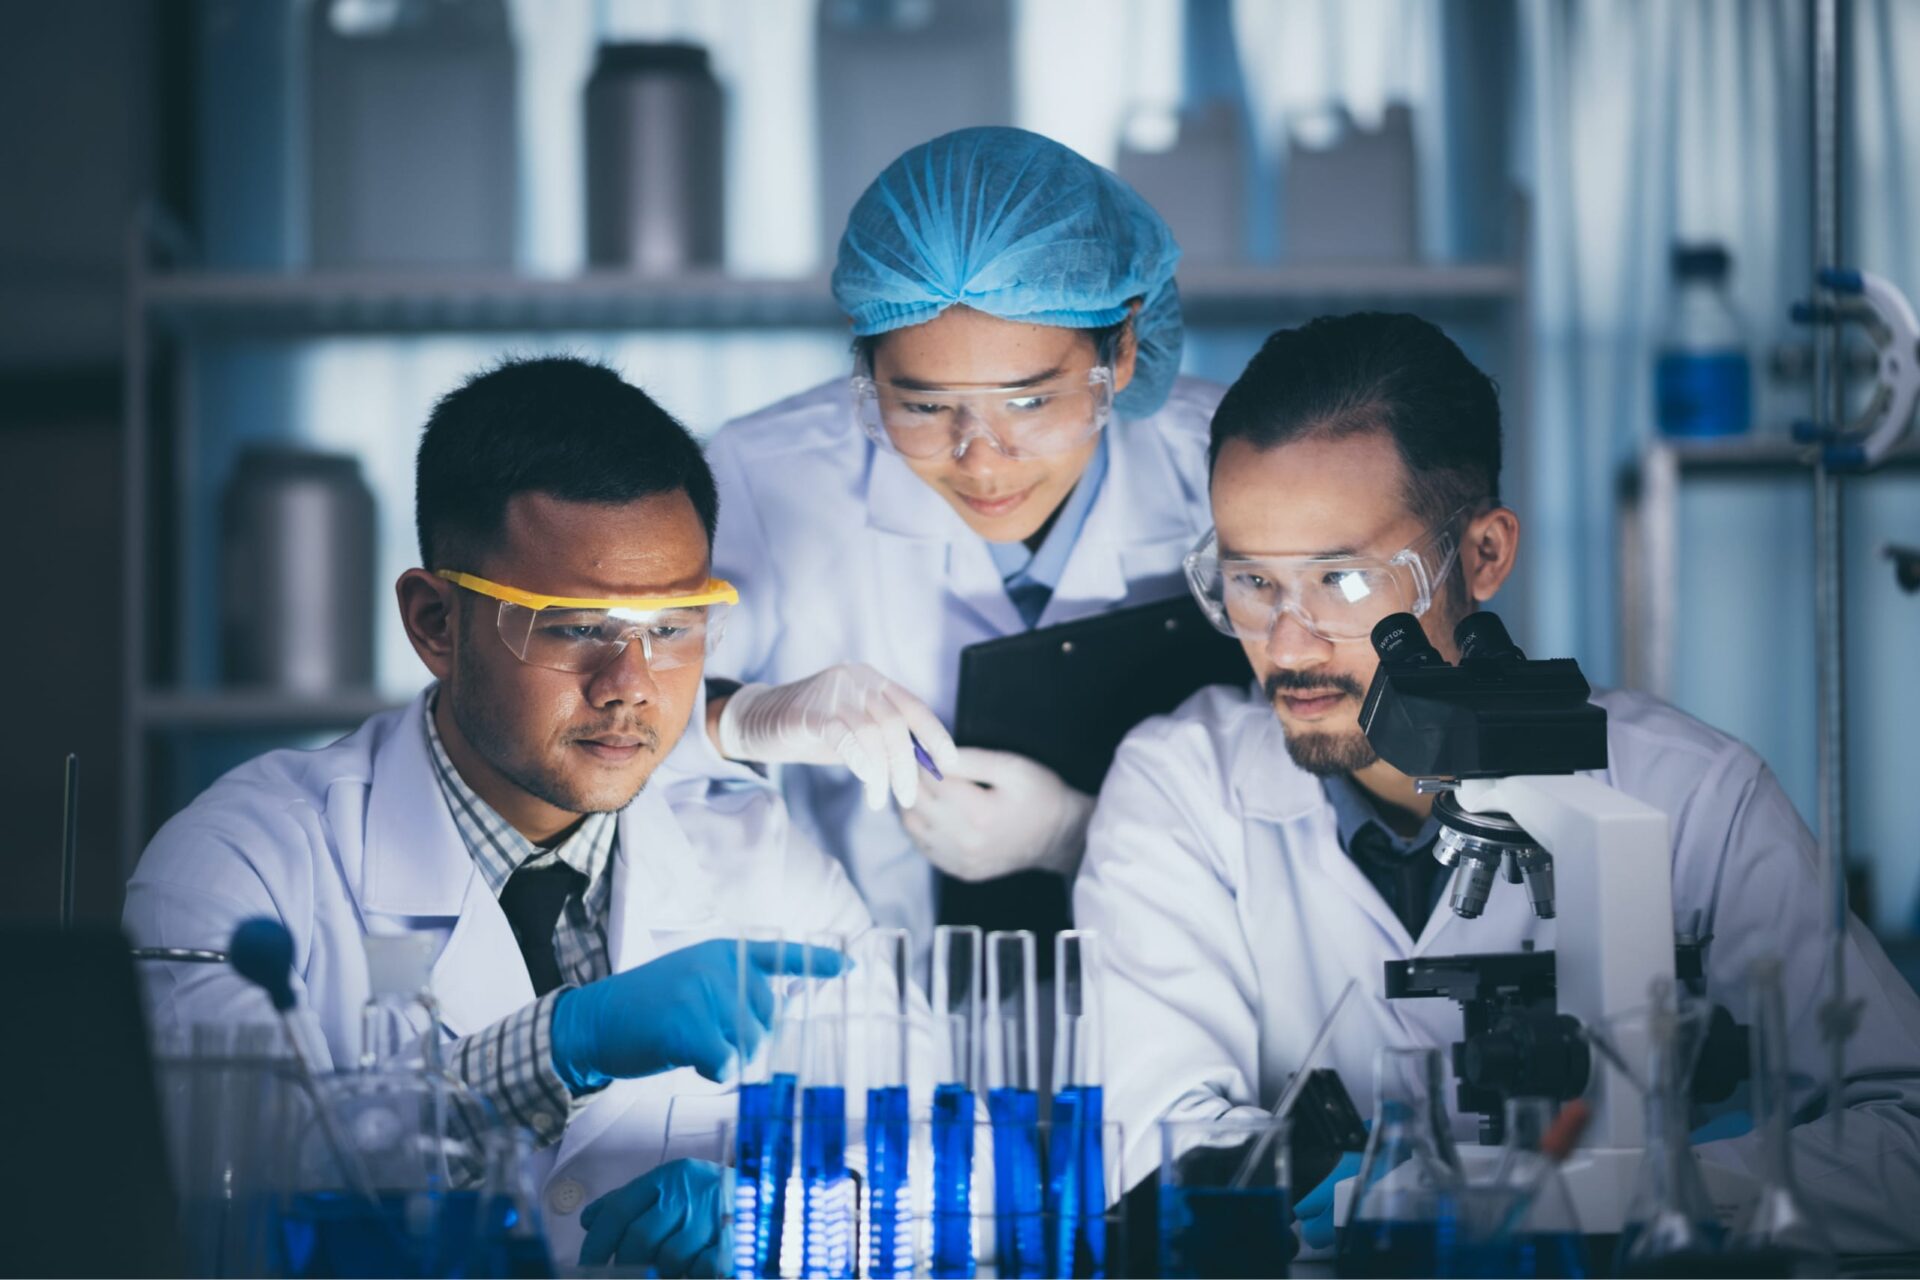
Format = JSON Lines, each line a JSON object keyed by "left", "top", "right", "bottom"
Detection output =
{"left": 1811, "top": 0, "right": 1854, "bottom": 1141}
{"left": 59, "top": 754, "right": 79, "bottom": 927}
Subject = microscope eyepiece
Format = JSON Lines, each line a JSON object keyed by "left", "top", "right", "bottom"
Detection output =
{"left": 1371, "top": 612, "right": 1447, "bottom": 668}
{"left": 1454, "top": 611, "right": 1525, "bottom": 664}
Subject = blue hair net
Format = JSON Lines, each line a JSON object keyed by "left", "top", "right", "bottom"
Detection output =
{"left": 832, "top": 126, "right": 1184, "bottom": 419}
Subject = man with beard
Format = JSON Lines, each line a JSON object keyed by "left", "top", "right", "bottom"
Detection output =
{"left": 126, "top": 356, "right": 894, "bottom": 1273}
{"left": 1074, "top": 313, "right": 1920, "bottom": 1255}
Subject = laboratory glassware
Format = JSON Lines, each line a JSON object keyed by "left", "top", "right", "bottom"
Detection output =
{"left": 1050, "top": 930, "right": 1108, "bottom": 1277}
{"left": 801, "top": 931, "right": 854, "bottom": 1279}
{"left": 932, "top": 924, "right": 983, "bottom": 1279}
{"left": 985, "top": 929, "right": 1046, "bottom": 1278}
{"left": 1159, "top": 1113, "right": 1293, "bottom": 1278}
{"left": 1615, "top": 982, "right": 1725, "bottom": 1275}
{"left": 1728, "top": 958, "right": 1835, "bottom": 1274}
{"left": 734, "top": 929, "right": 802, "bottom": 1279}
{"left": 1338, "top": 1046, "right": 1464, "bottom": 1278}
{"left": 863, "top": 927, "right": 914, "bottom": 1279}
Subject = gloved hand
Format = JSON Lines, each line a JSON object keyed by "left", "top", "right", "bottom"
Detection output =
{"left": 550, "top": 938, "right": 843, "bottom": 1094}
{"left": 1294, "top": 1150, "right": 1364, "bottom": 1252}
{"left": 901, "top": 747, "right": 1094, "bottom": 880}
{"left": 1690, "top": 1109, "right": 1753, "bottom": 1144}
{"left": 578, "top": 1159, "right": 725, "bottom": 1276}
{"left": 715, "top": 663, "right": 959, "bottom": 811}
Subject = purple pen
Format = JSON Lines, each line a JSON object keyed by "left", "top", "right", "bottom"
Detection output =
{"left": 911, "top": 734, "right": 945, "bottom": 781}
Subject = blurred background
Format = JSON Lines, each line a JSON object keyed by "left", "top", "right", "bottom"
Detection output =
{"left": 4, "top": 0, "right": 1918, "bottom": 959}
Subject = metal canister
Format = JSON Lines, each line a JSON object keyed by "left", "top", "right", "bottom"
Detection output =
{"left": 584, "top": 42, "right": 726, "bottom": 274}
{"left": 220, "top": 447, "right": 376, "bottom": 694}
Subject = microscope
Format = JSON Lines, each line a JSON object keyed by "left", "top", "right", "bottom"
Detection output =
{"left": 1355, "top": 609, "right": 1753, "bottom": 1234}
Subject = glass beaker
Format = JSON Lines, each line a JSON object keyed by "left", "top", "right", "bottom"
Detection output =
{"left": 1337, "top": 1047, "right": 1464, "bottom": 1278}
{"left": 1443, "top": 1097, "right": 1585, "bottom": 1279}
{"left": 1616, "top": 981, "right": 1725, "bottom": 1276}
{"left": 1158, "top": 1113, "right": 1293, "bottom": 1278}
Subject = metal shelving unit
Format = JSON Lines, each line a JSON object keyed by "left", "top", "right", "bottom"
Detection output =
{"left": 138, "top": 261, "right": 1522, "bottom": 337}
{"left": 121, "top": 219, "right": 1531, "bottom": 877}
{"left": 1618, "top": 437, "right": 1920, "bottom": 697}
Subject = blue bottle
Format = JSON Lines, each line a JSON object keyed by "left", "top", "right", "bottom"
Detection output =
{"left": 985, "top": 931, "right": 1047, "bottom": 1278}
{"left": 1048, "top": 931, "right": 1109, "bottom": 1278}
{"left": 1656, "top": 243, "right": 1751, "bottom": 438}
{"left": 931, "top": 926, "right": 985, "bottom": 1279}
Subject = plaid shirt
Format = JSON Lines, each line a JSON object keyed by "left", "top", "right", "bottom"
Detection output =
{"left": 425, "top": 697, "right": 618, "bottom": 1146}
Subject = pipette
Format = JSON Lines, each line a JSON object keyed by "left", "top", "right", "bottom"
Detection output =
{"left": 228, "top": 918, "right": 381, "bottom": 1204}
{"left": 1229, "top": 978, "right": 1359, "bottom": 1189}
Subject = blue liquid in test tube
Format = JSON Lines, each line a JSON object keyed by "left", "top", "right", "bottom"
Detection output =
{"left": 734, "top": 933, "right": 803, "bottom": 1279}
{"left": 931, "top": 924, "right": 985, "bottom": 1279}
{"left": 1050, "top": 931, "right": 1108, "bottom": 1279}
{"left": 801, "top": 932, "right": 854, "bottom": 1278}
{"left": 989, "top": 1085, "right": 1047, "bottom": 1277}
{"left": 865, "top": 1084, "right": 912, "bottom": 1278}
{"left": 986, "top": 930, "right": 1047, "bottom": 1279}
{"left": 802, "top": 1084, "right": 852, "bottom": 1277}
{"left": 931, "top": 1082, "right": 977, "bottom": 1278}
{"left": 733, "top": 1072, "right": 796, "bottom": 1279}
{"left": 862, "top": 928, "right": 914, "bottom": 1280}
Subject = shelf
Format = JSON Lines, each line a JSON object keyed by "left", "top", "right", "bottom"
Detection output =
{"left": 139, "top": 689, "right": 413, "bottom": 730}
{"left": 1638, "top": 437, "right": 1920, "bottom": 477}
{"left": 138, "top": 262, "right": 1523, "bottom": 336}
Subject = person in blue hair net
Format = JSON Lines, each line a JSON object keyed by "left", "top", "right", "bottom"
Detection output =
{"left": 701, "top": 126, "right": 1225, "bottom": 950}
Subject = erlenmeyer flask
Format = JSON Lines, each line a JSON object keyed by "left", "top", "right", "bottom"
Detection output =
{"left": 1338, "top": 1047, "right": 1464, "bottom": 1278}
{"left": 1616, "top": 980, "right": 1725, "bottom": 1275}
{"left": 1482, "top": 1097, "right": 1586, "bottom": 1279}
{"left": 1727, "top": 958, "right": 1834, "bottom": 1275}
{"left": 474, "top": 1127, "right": 555, "bottom": 1278}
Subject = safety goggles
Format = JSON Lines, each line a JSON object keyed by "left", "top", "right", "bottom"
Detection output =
{"left": 437, "top": 571, "right": 738, "bottom": 673}
{"left": 850, "top": 366, "right": 1115, "bottom": 461}
{"left": 1183, "top": 509, "right": 1469, "bottom": 644}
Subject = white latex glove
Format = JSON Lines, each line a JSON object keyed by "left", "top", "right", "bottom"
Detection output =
{"left": 901, "top": 747, "right": 1094, "bottom": 881}
{"left": 715, "top": 663, "right": 959, "bottom": 811}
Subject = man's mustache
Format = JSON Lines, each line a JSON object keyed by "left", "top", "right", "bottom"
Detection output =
{"left": 1263, "top": 669, "right": 1365, "bottom": 701}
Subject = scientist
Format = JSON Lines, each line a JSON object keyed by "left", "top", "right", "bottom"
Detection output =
{"left": 1075, "top": 311, "right": 1920, "bottom": 1254}
{"left": 125, "top": 357, "right": 887, "bottom": 1274}
{"left": 703, "top": 126, "right": 1223, "bottom": 946}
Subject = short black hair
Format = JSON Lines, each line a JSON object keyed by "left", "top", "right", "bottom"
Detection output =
{"left": 415, "top": 354, "right": 718, "bottom": 568}
{"left": 1207, "top": 311, "right": 1501, "bottom": 525}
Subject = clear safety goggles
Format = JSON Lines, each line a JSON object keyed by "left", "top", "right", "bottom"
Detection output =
{"left": 1182, "top": 509, "right": 1469, "bottom": 644}
{"left": 850, "top": 366, "right": 1115, "bottom": 461}
{"left": 437, "top": 571, "right": 738, "bottom": 673}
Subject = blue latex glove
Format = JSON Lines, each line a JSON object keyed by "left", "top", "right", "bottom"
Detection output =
{"left": 550, "top": 938, "right": 844, "bottom": 1093}
{"left": 831, "top": 126, "right": 1185, "bottom": 419}
{"left": 1690, "top": 1109, "right": 1754, "bottom": 1144}
{"left": 578, "top": 1158, "right": 725, "bottom": 1276}
{"left": 1295, "top": 1150, "right": 1365, "bottom": 1252}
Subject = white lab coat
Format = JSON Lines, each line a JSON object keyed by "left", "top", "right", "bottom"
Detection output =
{"left": 706, "top": 375, "right": 1225, "bottom": 944}
{"left": 124, "top": 687, "right": 880, "bottom": 1265}
{"left": 1075, "top": 682, "right": 1920, "bottom": 1254}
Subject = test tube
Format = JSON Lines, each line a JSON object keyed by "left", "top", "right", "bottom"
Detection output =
{"left": 931, "top": 925, "right": 982, "bottom": 1279}
{"left": 1049, "top": 931, "right": 1107, "bottom": 1278}
{"left": 985, "top": 930, "right": 1045, "bottom": 1278}
{"left": 734, "top": 930, "right": 800, "bottom": 1279}
{"left": 800, "top": 931, "right": 854, "bottom": 1279}
{"left": 862, "top": 928, "right": 913, "bottom": 1279}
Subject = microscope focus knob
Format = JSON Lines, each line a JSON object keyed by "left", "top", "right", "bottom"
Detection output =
{"left": 1460, "top": 1012, "right": 1591, "bottom": 1103}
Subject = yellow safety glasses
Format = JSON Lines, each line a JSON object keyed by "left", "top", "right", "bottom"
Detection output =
{"left": 436, "top": 570, "right": 738, "bottom": 673}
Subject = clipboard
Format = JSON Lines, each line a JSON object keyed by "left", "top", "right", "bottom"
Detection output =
{"left": 939, "top": 593, "right": 1252, "bottom": 937}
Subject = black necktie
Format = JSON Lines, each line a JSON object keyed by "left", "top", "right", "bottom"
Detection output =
{"left": 497, "top": 861, "right": 587, "bottom": 996}
{"left": 1347, "top": 823, "right": 1443, "bottom": 938}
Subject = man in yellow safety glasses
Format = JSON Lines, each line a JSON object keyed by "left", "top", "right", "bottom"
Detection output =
{"left": 126, "top": 356, "right": 908, "bottom": 1273}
